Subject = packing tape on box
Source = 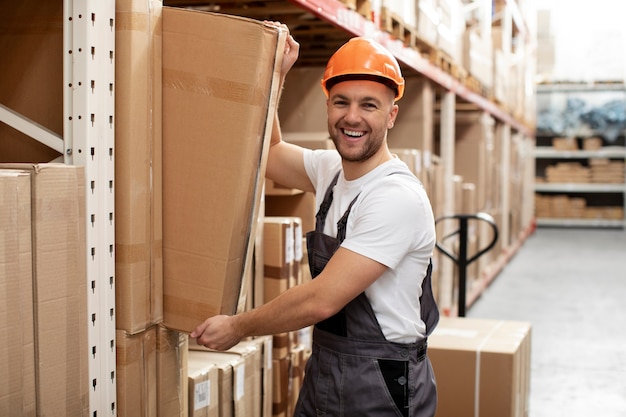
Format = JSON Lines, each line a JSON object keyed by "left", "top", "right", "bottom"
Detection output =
{"left": 474, "top": 320, "right": 505, "bottom": 417}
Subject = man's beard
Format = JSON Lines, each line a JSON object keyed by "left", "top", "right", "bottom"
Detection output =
{"left": 331, "top": 133, "right": 383, "bottom": 163}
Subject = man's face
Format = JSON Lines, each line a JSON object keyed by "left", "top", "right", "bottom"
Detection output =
{"left": 326, "top": 79, "right": 398, "bottom": 163}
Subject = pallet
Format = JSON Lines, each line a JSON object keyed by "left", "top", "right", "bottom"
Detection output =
{"left": 337, "top": 0, "right": 373, "bottom": 21}
{"left": 379, "top": 6, "right": 418, "bottom": 48}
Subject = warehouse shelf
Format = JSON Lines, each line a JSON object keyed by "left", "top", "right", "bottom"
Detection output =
{"left": 288, "top": 0, "right": 533, "bottom": 136}
{"left": 534, "top": 183, "right": 625, "bottom": 193}
{"left": 535, "top": 146, "right": 626, "bottom": 159}
{"left": 0, "top": 1, "right": 117, "bottom": 415}
{"left": 535, "top": 83, "right": 626, "bottom": 229}
{"left": 535, "top": 218, "right": 624, "bottom": 228}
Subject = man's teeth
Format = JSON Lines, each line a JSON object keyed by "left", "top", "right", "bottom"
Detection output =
{"left": 343, "top": 129, "right": 364, "bottom": 138}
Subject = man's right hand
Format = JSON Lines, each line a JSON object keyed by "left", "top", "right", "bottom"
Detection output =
{"left": 264, "top": 21, "right": 300, "bottom": 79}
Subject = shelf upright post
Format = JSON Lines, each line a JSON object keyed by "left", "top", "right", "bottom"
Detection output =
{"left": 438, "top": 91, "right": 457, "bottom": 315}
{"left": 499, "top": 123, "right": 512, "bottom": 247}
{"left": 63, "top": 0, "right": 117, "bottom": 415}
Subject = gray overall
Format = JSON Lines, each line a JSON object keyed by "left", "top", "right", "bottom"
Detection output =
{"left": 293, "top": 171, "right": 439, "bottom": 417}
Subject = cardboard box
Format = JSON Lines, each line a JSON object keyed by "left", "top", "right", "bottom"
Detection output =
{"left": 429, "top": 317, "right": 532, "bottom": 417}
{"left": 272, "top": 357, "right": 290, "bottom": 417}
{"left": 114, "top": 0, "right": 164, "bottom": 334}
{"left": 0, "top": 170, "right": 36, "bottom": 417}
{"left": 187, "top": 350, "right": 244, "bottom": 417}
{"left": 189, "top": 338, "right": 265, "bottom": 417}
{"left": 187, "top": 353, "right": 220, "bottom": 417}
{"left": 156, "top": 325, "right": 188, "bottom": 417}
{"left": 263, "top": 217, "right": 294, "bottom": 302}
{"left": 0, "top": 163, "right": 89, "bottom": 417}
{"left": 116, "top": 327, "right": 158, "bottom": 417}
{"left": 161, "top": 7, "right": 286, "bottom": 332}
{"left": 254, "top": 336, "right": 274, "bottom": 417}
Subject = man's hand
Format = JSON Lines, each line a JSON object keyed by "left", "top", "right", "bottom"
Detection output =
{"left": 190, "top": 314, "right": 243, "bottom": 351}
{"left": 264, "top": 21, "right": 300, "bottom": 79}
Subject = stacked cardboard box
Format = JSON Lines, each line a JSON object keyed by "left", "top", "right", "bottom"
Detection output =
{"left": 115, "top": 0, "right": 164, "bottom": 336}
{"left": 545, "top": 162, "right": 590, "bottom": 183}
{"left": 187, "top": 336, "right": 271, "bottom": 417}
{"left": 0, "top": 170, "right": 36, "bottom": 417}
{"left": 0, "top": 164, "right": 88, "bottom": 417}
{"left": 590, "top": 160, "right": 625, "bottom": 183}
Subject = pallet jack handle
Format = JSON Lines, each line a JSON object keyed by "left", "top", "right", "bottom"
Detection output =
{"left": 435, "top": 212, "right": 498, "bottom": 317}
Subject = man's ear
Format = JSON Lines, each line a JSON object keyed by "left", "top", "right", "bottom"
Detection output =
{"left": 388, "top": 104, "right": 399, "bottom": 128}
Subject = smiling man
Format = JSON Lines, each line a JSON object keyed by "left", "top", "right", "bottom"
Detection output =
{"left": 192, "top": 27, "right": 440, "bottom": 417}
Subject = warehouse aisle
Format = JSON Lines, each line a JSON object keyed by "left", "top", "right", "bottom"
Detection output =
{"left": 466, "top": 227, "right": 626, "bottom": 417}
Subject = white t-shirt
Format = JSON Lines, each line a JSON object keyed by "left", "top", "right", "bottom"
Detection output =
{"left": 303, "top": 148, "right": 436, "bottom": 342}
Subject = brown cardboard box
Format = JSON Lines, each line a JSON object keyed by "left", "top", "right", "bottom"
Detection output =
{"left": 429, "top": 317, "right": 531, "bottom": 417}
{"left": 272, "top": 357, "right": 290, "bottom": 417}
{"left": 263, "top": 217, "right": 294, "bottom": 302}
{"left": 161, "top": 7, "right": 286, "bottom": 333}
{"left": 156, "top": 325, "right": 188, "bottom": 417}
{"left": 187, "top": 350, "right": 244, "bottom": 417}
{"left": 187, "top": 353, "right": 220, "bottom": 417}
{"left": 114, "top": 0, "right": 164, "bottom": 335}
{"left": 0, "top": 163, "right": 89, "bottom": 417}
{"left": 189, "top": 338, "right": 265, "bottom": 417}
{"left": 0, "top": 170, "right": 36, "bottom": 417}
{"left": 254, "top": 336, "right": 274, "bottom": 417}
{"left": 116, "top": 327, "right": 158, "bottom": 417}
{"left": 454, "top": 113, "right": 492, "bottom": 211}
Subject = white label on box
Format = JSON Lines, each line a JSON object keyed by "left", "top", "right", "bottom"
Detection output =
{"left": 285, "top": 225, "right": 294, "bottom": 264}
{"left": 194, "top": 380, "right": 210, "bottom": 410}
{"left": 294, "top": 223, "right": 303, "bottom": 261}
{"left": 236, "top": 364, "right": 245, "bottom": 400}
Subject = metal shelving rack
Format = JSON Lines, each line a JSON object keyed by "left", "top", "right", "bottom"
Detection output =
{"left": 63, "top": 1, "right": 117, "bottom": 415}
{"left": 535, "top": 83, "right": 626, "bottom": 229}
{"left": 0, "top": 1, "right": 117, "bottom": 415}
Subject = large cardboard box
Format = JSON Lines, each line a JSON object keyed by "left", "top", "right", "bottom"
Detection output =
{"left": 0, "top": 163, "right": 89, "bottom": 417}
{"left": 116, "top": 327, "right": 158, "bottom": 417}
{"left": 0, "top": 170, "right": 36, "bottom": 417}
{"left": 161, "top": 7, "right": 286, "bottom": 333}
{"left": 429, "top": 317, "right": 531, "bottom": 417}
{"left": 114, "top": 0, "right": 164, "bottom": 334}
{"left": 156, "top": 325, "right": 188, "bottom": 417}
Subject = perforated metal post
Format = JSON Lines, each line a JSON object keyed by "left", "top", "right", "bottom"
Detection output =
{"left": 64, "top": 0, "right": 117, "bottom": 415}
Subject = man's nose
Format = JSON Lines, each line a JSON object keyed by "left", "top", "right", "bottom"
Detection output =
{"left": 343, "top": 103, "right": 361, "bottom": 123}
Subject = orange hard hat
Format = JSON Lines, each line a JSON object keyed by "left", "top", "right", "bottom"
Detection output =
{"left": 321, "top": 37, "right": 405, "bottom": 101}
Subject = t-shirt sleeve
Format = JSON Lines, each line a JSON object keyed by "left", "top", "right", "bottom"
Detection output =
{"left": 341, "top": 179, "right": 434, "bottom": 269}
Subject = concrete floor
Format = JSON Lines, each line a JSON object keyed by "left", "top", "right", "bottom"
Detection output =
{"left": 466, "top": 227, "right": 626, "bottom": 417}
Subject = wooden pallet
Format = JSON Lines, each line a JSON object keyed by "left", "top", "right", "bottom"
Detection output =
{"left": 379, "top": 6, "right": 417, "bottom": 48}
{"left": 337, "top": 0, "right": 373, "bottom": 20}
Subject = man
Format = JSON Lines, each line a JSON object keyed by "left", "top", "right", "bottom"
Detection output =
{"left": 192, "top": 23, "right": 439, "bottom": 417}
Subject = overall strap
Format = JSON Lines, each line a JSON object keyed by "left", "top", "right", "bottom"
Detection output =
{"left": 314, "top": 171, "right": 341, "bottom": 233}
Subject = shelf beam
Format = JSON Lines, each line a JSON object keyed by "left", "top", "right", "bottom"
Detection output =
{"left": 0, "top": 103, "right": 64, "bottom": 154}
